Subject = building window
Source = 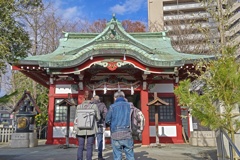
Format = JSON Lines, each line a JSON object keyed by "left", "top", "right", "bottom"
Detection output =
{"left": 54, "top": 99, "right": 77, "bottom": 122}
{"left": 149, "top": 97, "right": 175, "bottom": 122}
{"left": 1, "top": 114, "right": 10, "bottom": 118}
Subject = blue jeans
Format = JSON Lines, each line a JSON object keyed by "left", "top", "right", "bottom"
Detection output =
{"left": 111, "top": 138, "right": 135, "bottom": 160}
{"left": 77, "top": 135, "right": 94, "bottom": 160}
{"left": 96, "top": 132, "right": 103, "bottom": 158}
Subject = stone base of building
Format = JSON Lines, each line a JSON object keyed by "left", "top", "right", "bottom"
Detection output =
{"left": 10, "top": 132, "right": 38, "bottom": 148}
{"left": 189, "top": 131, "right": 216, "bottom": 147}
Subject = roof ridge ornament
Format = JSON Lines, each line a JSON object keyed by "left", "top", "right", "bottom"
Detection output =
{"left": 112, "top": 13, "right": 116, "bottom": 21}
{"left": 109, "top": 13, "right": 120, "bottom": 25}
{"left": 63, "top": 32, "right": 69, "bottom": 41}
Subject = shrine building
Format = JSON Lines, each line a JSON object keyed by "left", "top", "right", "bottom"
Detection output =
{"left": 12, "top": 17, "right": 215, "bottom": 146}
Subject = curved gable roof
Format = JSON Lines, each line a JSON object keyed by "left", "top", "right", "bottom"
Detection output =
{"left": 21, "top": 16, "right": 216, "bottom": 68}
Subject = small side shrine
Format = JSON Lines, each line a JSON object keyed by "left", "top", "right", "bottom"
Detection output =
{"left": 11, "top": 15, "right": 216, "bottom": 145}
{"left": 11, "top": 91, "right": 40, "bottom": 148}
{"left": 56, "top": 94, "right": 77, "bottom": 148}
{"left": 147, "top": 92, "right": 169, "bottom": 146}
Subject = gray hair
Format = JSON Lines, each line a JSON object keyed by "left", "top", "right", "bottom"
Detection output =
{"left": 93, "top": 95, "right": 100, "bottom": 101}
{"left": 114, "top": 91, "right": 125, "bottom": 98}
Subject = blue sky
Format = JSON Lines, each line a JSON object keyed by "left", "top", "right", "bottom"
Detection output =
{"left": 46, "top": 0, "right": 148, "bottom": 22}
{"left": 0, "top": 0, "right": 148, "bottom": 97}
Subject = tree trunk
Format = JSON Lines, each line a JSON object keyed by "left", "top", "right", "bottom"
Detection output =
{"left": 38, "top": 126, "right": 42, "bottom": 139}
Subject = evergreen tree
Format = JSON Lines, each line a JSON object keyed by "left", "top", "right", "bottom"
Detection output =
{"left": 175, "top": 46, "right": 240, "bottom": 141}
{"left": 0, "top": 0, "right": 42, "bottom": 74}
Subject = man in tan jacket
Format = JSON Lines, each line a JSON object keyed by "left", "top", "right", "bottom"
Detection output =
{"left": 73, "top": 91, "right": 100, "bottom": 160}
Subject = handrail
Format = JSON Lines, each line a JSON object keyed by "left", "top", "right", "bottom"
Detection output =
{"left": 219, "top": 129, "right": 240, "bottom": 159}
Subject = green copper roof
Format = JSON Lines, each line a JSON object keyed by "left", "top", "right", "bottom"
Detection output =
{"left": 22, "top": 16, "right": 216, "bottom": 68}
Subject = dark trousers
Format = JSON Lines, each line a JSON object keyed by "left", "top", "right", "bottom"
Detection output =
{"left": 77, "top": 135, "right": 95, "bottom": 160}
{"left": 96, "top": 132, "right": 103, "bottom": 158}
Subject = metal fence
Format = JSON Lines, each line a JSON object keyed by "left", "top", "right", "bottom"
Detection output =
{"left": 217, "top": 129, "right": 240, "bottom": 160}
{"left": 0, "top": 127, "right": 15, "bottom": 143}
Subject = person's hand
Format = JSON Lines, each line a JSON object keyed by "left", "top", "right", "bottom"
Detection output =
{"left": 72, "top": 130, "right": 77, "bottom": 138}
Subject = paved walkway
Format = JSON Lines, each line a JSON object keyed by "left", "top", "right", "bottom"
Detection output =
{"left": 0, "top": 140, "right": 218, "bottom": 160}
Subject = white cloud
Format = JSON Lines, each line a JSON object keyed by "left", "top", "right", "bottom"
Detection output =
{"left": 62, "top": 6, "right": 83, "bottom": 21}
{"left": 110, "top": 5, "right": 126, "bottom": 15}
{"left": 110, "top": 0, "right": 145, "bottom": 15}
{"left": 45, "top": 0, "right": 86, "bottom": 22}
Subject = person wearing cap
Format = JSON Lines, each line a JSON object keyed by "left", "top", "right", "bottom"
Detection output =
{"left": 105, "top": 91, "right": 135, "bottom": 160}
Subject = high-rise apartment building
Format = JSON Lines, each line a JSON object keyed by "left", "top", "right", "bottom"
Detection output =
{"left": 148, "top": 0, "right": 240, "bottom": 54}
{"left": 226, "top": 0, "right": 240, "bottom": 51}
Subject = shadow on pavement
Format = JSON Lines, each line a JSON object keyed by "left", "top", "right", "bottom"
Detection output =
{"left": 135, "top": 151, "right": 157, "bottom": 160}
{"left": 0, "top": 155, "right": 19, "bottom": 160}
{"left": 199, "top": 149, "right": 218, "bottom": 160}
{"left": 182, "top": 149, "right": 218, "bottom": 160}
{"left": 103, "top": 150, "right": 157, "bottom": 160}
{"left": 101, "top": 144, "right": 157, "bottom": 160}
{"left": 182, "top": 153, "right": 203, "bottom": 160}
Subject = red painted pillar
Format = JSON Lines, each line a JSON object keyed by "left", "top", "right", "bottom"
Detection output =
{"left": 46, "top": 84, "right": 55, "bottom": 144}
{"left": 175, "top": 95, "right": 184, "bottom": 143}
{"left": 78, "top": 90, "right": 85, "bottom": 104}
{"left": 174, "top": 84, "right": 184, "bottom": 143}
{"left": 141, "top": 90, "right": 150, "bottom": 146}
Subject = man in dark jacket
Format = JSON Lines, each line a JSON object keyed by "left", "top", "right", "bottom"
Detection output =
{"left": 92, "top": 95, "right": 108, "bottom": 160}
{"left": 105, "top": 91, "right": 135, "bottom": 160}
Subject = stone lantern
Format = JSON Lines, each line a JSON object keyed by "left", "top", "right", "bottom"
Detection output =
{"left": 10, "top": 91, "right": 41, "bottom": 148}
{"left": 16, "top": 100, "right": 36, "bottom": 133}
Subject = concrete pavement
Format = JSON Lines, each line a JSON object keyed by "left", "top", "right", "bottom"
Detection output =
{"left": 0, "top": 140, "right": 218, "bottom": 160}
